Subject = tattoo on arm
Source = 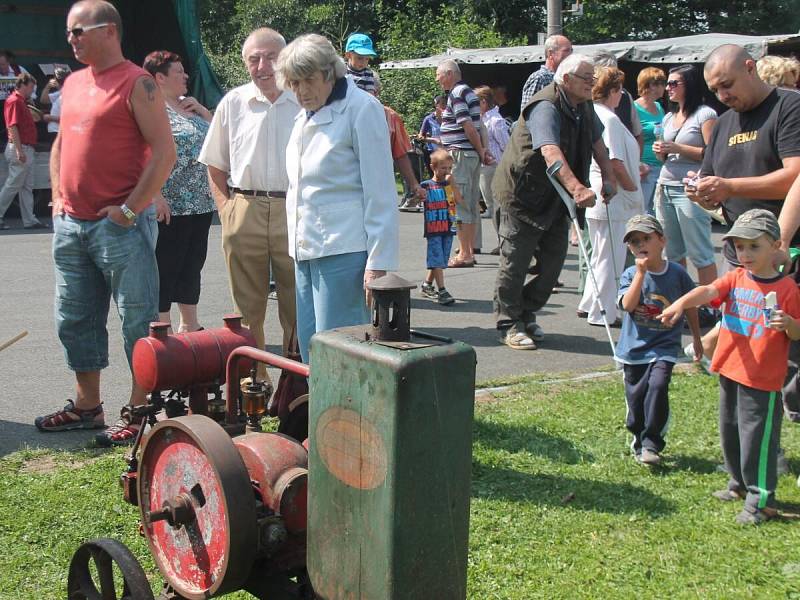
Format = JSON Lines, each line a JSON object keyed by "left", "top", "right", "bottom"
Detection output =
{"left": 142, "top": 78, "right": 157, "bottom": 102}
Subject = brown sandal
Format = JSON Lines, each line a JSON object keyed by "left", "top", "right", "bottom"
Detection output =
{"left": 448, "top": 257, "right": 475, "bottom": 268}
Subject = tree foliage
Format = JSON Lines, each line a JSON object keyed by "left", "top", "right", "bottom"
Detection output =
{"left": 199, "top": 0, "right": 799, "bottom": 129}
{"left": 566, "top": 0, "right": 800, "bottom": 43}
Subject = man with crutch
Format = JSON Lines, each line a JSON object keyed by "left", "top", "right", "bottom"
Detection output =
{"left": 492, "top": 54, "right": 617, "bottom": 350}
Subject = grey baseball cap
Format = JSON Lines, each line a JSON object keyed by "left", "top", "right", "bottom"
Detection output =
{"left": 722, "top": 208, "right": 780, "bottom": 241}
{"left": 623, "top": 214, "right": 664, "bottom": 242}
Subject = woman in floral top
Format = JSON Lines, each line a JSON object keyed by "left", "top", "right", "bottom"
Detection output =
{"left": 144, "top": 51, "right": 214, "bottom": 332}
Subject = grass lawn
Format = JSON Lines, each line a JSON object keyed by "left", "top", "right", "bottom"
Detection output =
{"left": 2, "top": 368, "right": 800, "bottom": 598}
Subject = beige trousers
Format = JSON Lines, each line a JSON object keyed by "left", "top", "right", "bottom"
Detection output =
{"left": 220, "top": 193, "right": 296, "bottom": 378}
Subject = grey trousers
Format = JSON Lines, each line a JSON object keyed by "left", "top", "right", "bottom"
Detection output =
{"left": 493, "top": 209, "right": 569, "bottom": 332}
{"left": 719, "top": 375, "right": 782, "bottom": 512}
{"left": 0, "top": 144, "right": 36, "bottom": 226}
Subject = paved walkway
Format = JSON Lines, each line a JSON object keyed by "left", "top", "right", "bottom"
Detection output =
{"left": 0, "top": 211, "right": 724, "bottom": 455}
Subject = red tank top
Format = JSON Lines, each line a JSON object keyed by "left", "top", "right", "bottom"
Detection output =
{"left": 59, "top": 60, "right": 151, "bottom": 220}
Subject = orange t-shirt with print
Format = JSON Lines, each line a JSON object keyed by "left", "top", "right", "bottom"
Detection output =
{"left": 710, "top": 268, "right": 800, "bottom": 391}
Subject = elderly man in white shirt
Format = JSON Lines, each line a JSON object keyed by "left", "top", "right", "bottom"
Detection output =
{"left": 276, "top": 34, "right": 399, "bottom": 363}
{"left": 199, "top": 27, "right": 300, "bottom": 372}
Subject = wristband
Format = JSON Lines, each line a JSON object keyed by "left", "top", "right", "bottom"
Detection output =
{"left": 120, "top": 203, "right": 136, "bottom": 222}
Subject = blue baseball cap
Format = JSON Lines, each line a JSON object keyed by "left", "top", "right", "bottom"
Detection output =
{"left": 346, "top": 33, "right": 377, "bottom": 57}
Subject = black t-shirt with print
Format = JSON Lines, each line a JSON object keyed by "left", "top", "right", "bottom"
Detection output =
{"left": 701, "top": 88, "right": 800, "bottom": 264}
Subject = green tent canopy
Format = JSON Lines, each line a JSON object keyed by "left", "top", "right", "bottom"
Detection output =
{"left": 1, "top": 0, "right": 223, "bottom": 108}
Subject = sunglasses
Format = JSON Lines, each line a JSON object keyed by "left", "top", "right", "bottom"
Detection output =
{"left": 652, "top": 79, "right": 666, "bottom": 86}
{"left": 66, "top": 22, "right": 110, "bottom": 39}
{"left": 666, "top": 80, "right": 684, "bottom": 88}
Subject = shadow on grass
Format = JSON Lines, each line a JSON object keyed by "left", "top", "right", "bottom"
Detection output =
{"left": 474, "top": 419, "right": 593, "bottom": 464}
{"left": 472, "top": 464, "right": 675, "bottom": 516}
{"left": 664, "top": 453, "right": 721, "bottom": 475}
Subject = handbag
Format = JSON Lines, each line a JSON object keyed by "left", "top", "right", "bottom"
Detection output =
{"left": 268, "top": 326, "right": 309, "bottom": 441}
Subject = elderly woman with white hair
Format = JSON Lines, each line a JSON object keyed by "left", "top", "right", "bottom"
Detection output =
{"left": 276, "top": 33, "right": 399, "bottom": 362}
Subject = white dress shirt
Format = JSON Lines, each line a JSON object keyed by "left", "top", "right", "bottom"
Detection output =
{"left": 198, "top": 81, "right": 300, "bottom": 192}
{"left": 285, "top": 78, "right": 399, "bottom": 271}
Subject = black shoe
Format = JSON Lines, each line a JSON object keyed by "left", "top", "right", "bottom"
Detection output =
{"left": 24, "top": 222, "right": 47, "bottom": 230}
{"left": 489, "top": 247, "right": 500, "bottom": 255}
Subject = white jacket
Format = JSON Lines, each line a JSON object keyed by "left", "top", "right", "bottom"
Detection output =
{"left": 285, "top": 78, "right": 399, "bottom": 271}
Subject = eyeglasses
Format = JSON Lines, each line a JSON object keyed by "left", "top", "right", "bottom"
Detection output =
{"left": 66, "top": 23, "right": 110, "bottom": 39}
{"left": 666, "top": 80, "right": 684, "bottom": 88}
{"left": 571, "top": 73, "right": 597, "bottom": 85}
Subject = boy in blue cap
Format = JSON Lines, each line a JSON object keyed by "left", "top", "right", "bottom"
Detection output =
{"left": 345, "top": 33, "right": 377, "bottom": 94}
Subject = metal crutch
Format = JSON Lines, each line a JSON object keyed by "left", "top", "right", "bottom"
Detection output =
{"left": 546, "top": 161, "right": 616, "bottom": 357}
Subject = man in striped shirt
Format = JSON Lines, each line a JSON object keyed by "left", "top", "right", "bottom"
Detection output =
{"left": 436, "top": 59, "right": 490, "bottom": 267}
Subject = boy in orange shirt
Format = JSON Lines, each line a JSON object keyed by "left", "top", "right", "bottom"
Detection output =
{"left": 661, "top": 209, "right": 800, "bottom": 524}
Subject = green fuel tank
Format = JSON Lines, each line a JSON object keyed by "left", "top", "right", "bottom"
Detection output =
{"left": 306, "top": 275, "right": 476, "bottom": 600}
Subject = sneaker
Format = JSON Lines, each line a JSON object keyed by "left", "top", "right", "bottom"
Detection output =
{"left": 525, "top": 322, "right": 545, "bottom": 342}
{"left": 502, "top": 330, "right": 536, "bottom": 350}
{"left": 683, "top": 342, "right": 711, "bottom": 372}
{"left": 712, "top": 488, "right": 744, "bottom": 502}
{"left": 640, "top": 448, "right": 662, "bottom": 465}
{"left": 735, "top": 507, "right": 776, "bottom": 525}
{"left": 35, "top": 400, "right": 105, "bottom": 432}
{"left": 421, "top": 281, "right": 437, "bottom": 299}
{"left": 95, "top": 405, "right": 142, "bottom": 447}
{"left": 437, "top": 289, "right": 455, "bottom": 305}
{"left": 23, "top": 221, "right": 47, "bottom": 230}
{"left": 399, "top": 198, "right": 419, "bottom": 211}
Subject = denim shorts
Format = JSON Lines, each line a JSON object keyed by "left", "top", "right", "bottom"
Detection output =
{"left": 426, "top": 234, "right": 454, "bottom": 269}
{"left": 655, "top": 184, "right": 715, "bottom": 269}
{"left": 53, "top": 208, "right": 158, "bottom": 371}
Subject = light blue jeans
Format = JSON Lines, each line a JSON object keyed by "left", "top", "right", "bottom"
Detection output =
{"left": 656, "top": 185, "right": 715, "bottom": 269}
{"left": 294, "top": 251, "right": 369, "bottom": 363}
{"left": 53, "top": 206, "right": 158, "bottom": 371}
{"left": 640, "top": 167, "right": 660, "bottom": 216}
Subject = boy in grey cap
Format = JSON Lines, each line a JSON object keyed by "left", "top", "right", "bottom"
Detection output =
{"left": 661, "top": 208, "right": 800, "bottom": 524}
{"left": 616, "top": 214, "right": 702, "bottom": 467}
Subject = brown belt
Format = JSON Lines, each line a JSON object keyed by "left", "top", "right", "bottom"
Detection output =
{"left": 231, "top": 187, "right": 286, "bottom": 198}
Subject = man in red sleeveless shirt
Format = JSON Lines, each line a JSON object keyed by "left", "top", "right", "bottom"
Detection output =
{"left": 35, "top": 0, "right": 176, "bottom": 445}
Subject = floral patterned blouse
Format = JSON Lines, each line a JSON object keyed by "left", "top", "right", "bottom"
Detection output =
{"left": 162, "top": 106, "right": 214, "bottom": 215}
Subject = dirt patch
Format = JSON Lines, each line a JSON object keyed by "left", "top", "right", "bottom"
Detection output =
{"left": 475, "top": 390, "right": 502, "bottom": 404}
{"left": 20, "top": 454, "right": 101, "bottom": 475}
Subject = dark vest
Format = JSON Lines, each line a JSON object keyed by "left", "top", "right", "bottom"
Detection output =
{"left": 492, "top": 83, "right": 594, "bottom": 229}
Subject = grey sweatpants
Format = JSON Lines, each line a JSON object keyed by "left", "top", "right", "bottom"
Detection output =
{"left": 719, "top": 375, "right": 782, "bottom": 512}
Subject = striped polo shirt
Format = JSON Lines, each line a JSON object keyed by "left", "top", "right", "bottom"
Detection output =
{"left": 440, "top": 81, "right": 481, "bottom": 151}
